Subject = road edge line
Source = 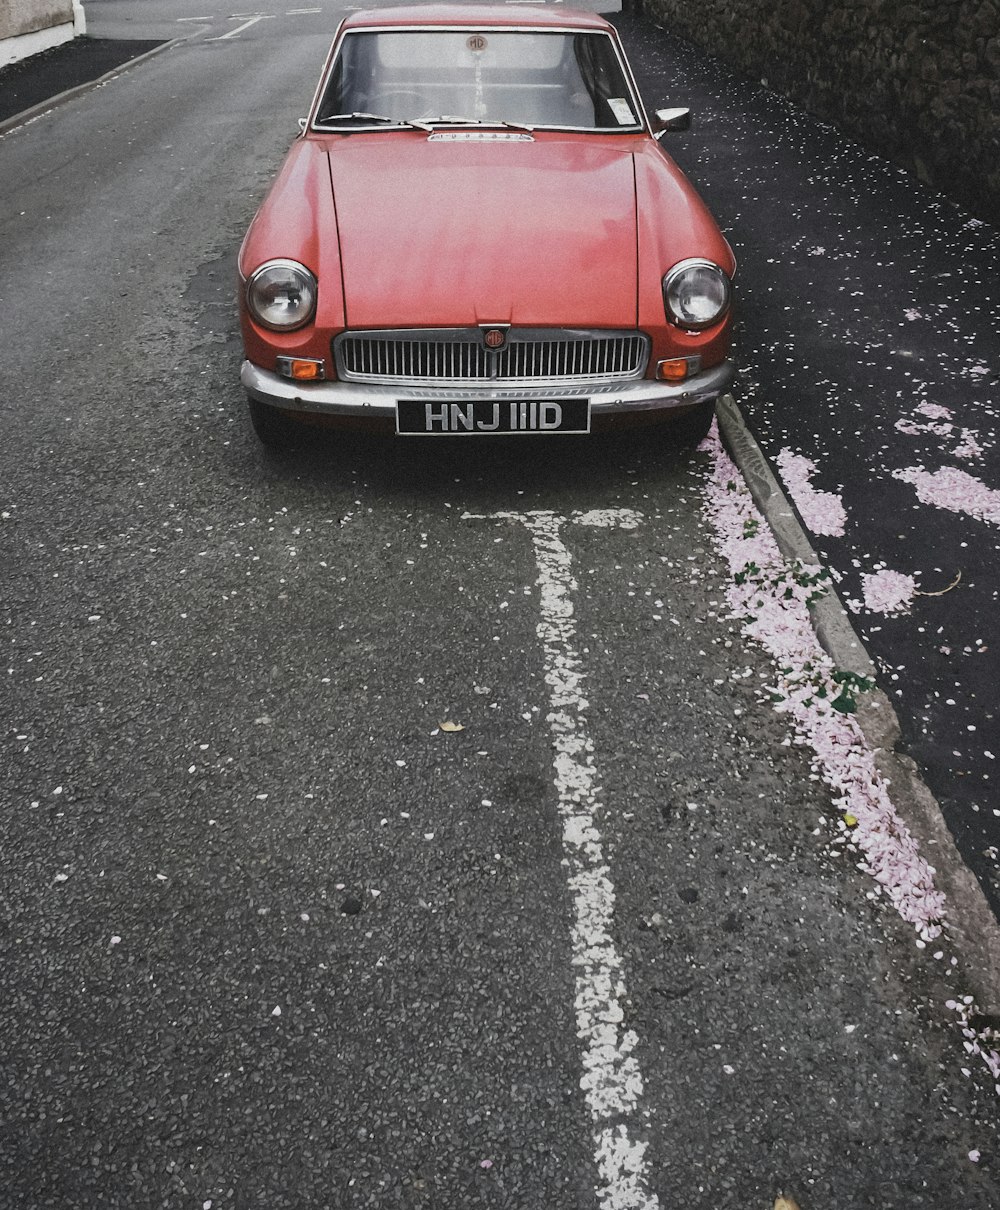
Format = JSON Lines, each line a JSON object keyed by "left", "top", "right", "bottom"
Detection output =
{"left": 0, "top": 37, "right": 183, "bottom": 137}
{"left": 716, "top": 392, "right": 1000, "bottom": 1010}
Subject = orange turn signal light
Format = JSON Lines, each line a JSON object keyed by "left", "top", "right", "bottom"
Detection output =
{"left": 656, "top": 357, "right": 694, "bottom": 382}
{"left": 276, "top": 355, "right": 326, "bottom": 382}
{"left": 290, "top": 359, "right": 322, "bottom": 381}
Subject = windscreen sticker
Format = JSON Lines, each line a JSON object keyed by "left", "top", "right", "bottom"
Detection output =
{"left": 608, "top": 98, "right": 636, "bottom": 125}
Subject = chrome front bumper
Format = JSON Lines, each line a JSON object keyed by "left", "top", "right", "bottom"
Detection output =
{"left": 241, "top": 359, "right": 736, "bottom": 417}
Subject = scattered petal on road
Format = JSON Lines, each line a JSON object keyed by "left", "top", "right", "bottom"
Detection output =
{"left": 775, "top": 448, "right": 847, "bottom": 537}
{"left": 894, "top": 466, "right": 1000, "bottom": 528}
{"left": 858, "top": 569, "right": 917, "bottom": 616}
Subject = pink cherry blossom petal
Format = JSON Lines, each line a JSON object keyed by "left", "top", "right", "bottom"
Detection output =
{"left": 860, "top": 569, "right": 917, "bottom": 616}
{"left": 775, "top": 449, "right": 847, "bottom": 537}
{"left": 701, "top": 424, "right": 945, "bottom": 941}
{"left": 895, "top": 466, "right": 1000, "bottom": 527}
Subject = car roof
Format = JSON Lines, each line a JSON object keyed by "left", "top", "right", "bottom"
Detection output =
{"left": 340, "top": 4, "right": 614, "bottom": 32}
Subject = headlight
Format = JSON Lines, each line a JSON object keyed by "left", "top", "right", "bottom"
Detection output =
{"left": 246, "top": 259, "right": 317, "bottom": 331}
{"left": 662, "top": 258, "right": 731, "bottom": 330}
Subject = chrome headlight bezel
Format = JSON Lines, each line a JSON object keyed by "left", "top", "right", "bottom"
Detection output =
{"left": 246, "top": 259, "right": 318, "bottom": 331}
{"left": 662, "top": 258, "right": 732, "bottom": 331}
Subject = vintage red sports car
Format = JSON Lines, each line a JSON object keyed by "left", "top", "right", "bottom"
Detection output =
{"left": 238, "top": 4, "right": 735, "bottom": 444}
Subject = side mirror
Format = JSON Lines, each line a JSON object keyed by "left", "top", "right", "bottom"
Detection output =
{"left": 297, "top": 117, "right": 308, "bottom": 133}
{"left": 652, "top": 107, "right": 691, "bottom": 137}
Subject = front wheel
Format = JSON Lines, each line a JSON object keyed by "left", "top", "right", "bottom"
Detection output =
{"left": 247, "top": 396, "right": 299, "bottom": 449}
{"left": 667, "top": 399, "right": 715, "bottom": 445}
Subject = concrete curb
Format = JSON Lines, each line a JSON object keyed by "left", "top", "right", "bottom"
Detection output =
{"left": 717, "top": 393, "right": 1000, "bottom": 1010}
{"left": 0, "top": 37, "right": 182, "bottom": 138}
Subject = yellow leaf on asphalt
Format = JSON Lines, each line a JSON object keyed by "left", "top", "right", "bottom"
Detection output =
{"left": 439, "top": 720, "right": 465, "bottom": 733}
{"left": 775, "top": 1197, "right": 801, "bottom": 1210}
{"left": 844, "top": 813, "right": 858, "bottom": 827}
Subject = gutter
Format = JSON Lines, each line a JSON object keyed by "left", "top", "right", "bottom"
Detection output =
{"left": 717, "top": 392, "right": 1000, "bottom": 1011}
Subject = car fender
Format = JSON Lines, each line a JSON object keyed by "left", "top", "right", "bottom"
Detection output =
{"left": 239, "top": 138, "right": 346, "bottom": 363}
{"left": 633, "top": 143, "right": 735, "bottom": 363}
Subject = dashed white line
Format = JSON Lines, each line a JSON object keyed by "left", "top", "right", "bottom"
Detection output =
{"left": 465, "top": 507, "right": 659, "bottom": 1210}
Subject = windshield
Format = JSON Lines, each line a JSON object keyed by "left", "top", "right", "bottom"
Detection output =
{"left": 314, "top": 28, "right": 644, "bottom": 131}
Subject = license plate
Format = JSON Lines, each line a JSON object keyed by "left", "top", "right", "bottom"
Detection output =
{"left": 396, "top": 398, "right": 590, "bottom": 435}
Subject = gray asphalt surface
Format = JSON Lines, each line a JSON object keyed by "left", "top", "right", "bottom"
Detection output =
{"left": 1, "top": 5, "right": 998, "bottom": 1207}
{"left": 612, "top": 10, "right": 1000, "bottom": 917}
{"left": 0, "top": 37, "right": 164, "bottom": 125}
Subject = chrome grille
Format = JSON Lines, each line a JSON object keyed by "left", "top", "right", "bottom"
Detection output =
{"left": 334, "top": 328, "right": 648, "bottom": 384}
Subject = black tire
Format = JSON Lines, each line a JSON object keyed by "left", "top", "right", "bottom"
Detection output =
{"left": 247, "top": 396, "right": 299, "bottom": 449}
{"left": 667, "top": 399, "right": 715, "bottom": 445}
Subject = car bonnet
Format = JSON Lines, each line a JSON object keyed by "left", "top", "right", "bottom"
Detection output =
{"left": 326, "top": 134, "right": 639, "bottom": 329}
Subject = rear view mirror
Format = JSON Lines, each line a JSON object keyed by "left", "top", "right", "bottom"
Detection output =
{"left": 652, "top": 107, "right": 691, "bottom": 136}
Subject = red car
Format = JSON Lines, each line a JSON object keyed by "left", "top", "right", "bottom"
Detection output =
{"left": 239, "top": 4, "right": 735, "bottom": 445}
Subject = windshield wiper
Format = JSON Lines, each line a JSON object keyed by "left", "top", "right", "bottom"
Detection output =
{"left": 408, "top": 114, "right": 536, "bottom": 133}
{"left": 318, "top": 111, "right": 397, "bottom": 124}
{"left": 317, "top": 112, "right": 536, "bottom": 133}
{"left": 316, "top": 112, "right": 433, "bottom": 130}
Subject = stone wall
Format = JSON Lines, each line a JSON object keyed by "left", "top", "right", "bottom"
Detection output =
{"left": 0, "top": 0, "right": 74, "bottom": 41}
{"left": 1, "top": 0, "right": 82, "bottom": 68}
{"left": 638, "top": 0, "right": 1000, "bottom": 223}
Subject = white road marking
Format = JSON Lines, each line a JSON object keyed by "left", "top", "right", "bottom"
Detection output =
{"left": 464, "top": 507, "right": 659, "bottom": 1210}
{"left": 181, "top": 8, "right": 321, "bottom": 18}
{"left": 208, "top": 13, "right": 274, "bottom": 38}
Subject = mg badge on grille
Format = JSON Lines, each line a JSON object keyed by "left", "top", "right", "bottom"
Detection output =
{"left": 482, "top": 326, "right": 508, "bottom": 350}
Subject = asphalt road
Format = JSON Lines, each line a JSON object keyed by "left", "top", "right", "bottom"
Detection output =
{"left": 1, "top": 4, "right": 998, "bottom": 1208}
{"left": 612, "top": 11, "right": 1000, "bottom": 917}
{"left": 0, "top": 37, "right": 163, "bottom": 125}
